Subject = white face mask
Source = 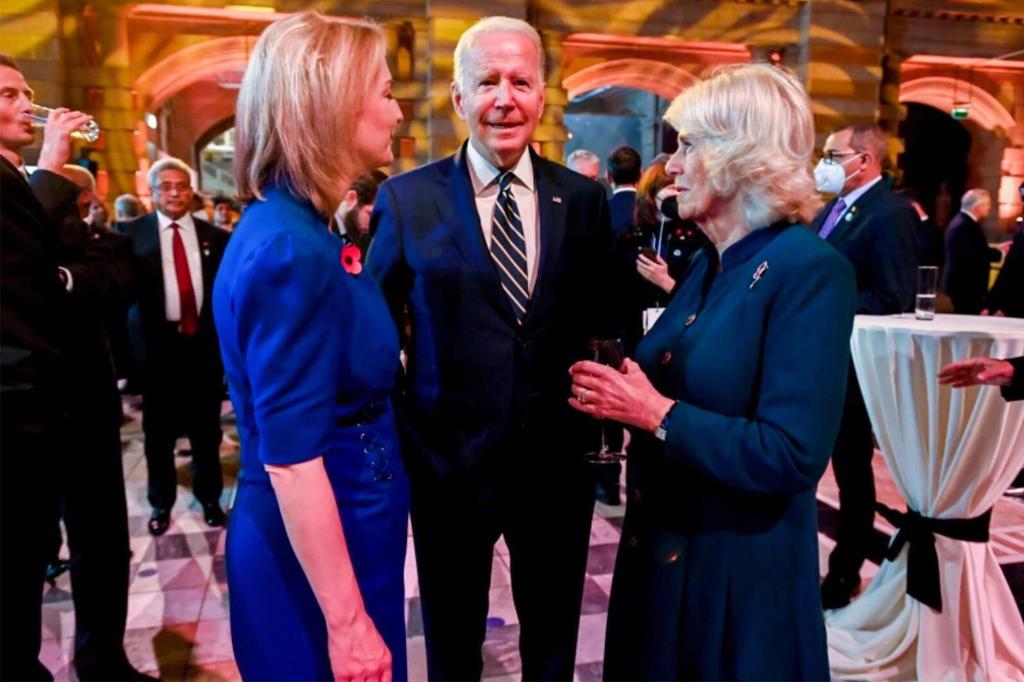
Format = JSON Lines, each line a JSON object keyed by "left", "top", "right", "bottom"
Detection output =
{"left": 814, "top": 155, "right": 861, "bottom": 194}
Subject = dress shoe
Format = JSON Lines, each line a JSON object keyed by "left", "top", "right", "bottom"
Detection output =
{"left": 147, "top": 508, "right": 171, "bottom": 536}
{"left": 820, "top": 572, "right": 861, "bottom": 610}
{"left": 202, "top": 502, "right": 226, "bottom": 527}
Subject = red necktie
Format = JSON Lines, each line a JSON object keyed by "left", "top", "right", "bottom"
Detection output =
{"left": 170, "top": 223, "right": 199, "bottom": 335}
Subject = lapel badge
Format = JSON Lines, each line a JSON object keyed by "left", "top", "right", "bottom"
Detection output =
{"left": 844, "top": 205, "right": 857, "bottom": 222}
{"left": 201, "top": 241, "right": 211, "bottom": 257}
{"left": 552, "top": 196, "right": 563, "bottom": 204}
{"left": 684, "top": 313, "right": 697, "bottom": 327}
{"left": 749, "top": 261, "right": 769, "bottom": 290}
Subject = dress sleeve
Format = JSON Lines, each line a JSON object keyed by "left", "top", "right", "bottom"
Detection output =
{"left": 233, "top": 232, "right": 341, "bottom": 466}
{"left": 662, "top": 250, "right": 858, "bottom": 495}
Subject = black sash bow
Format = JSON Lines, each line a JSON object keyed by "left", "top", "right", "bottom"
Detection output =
{"left": 876, "top": 503, "right": 991, "bottom": 612}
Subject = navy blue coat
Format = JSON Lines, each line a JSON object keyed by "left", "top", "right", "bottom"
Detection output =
{"left": 608, "top": 189, "right": 637, "bottom": 239}
{"left": 941, "top": 211, "right": 1000, "bottom": 315}
{"left": 604, "top": 223, "right": 856, "bottom": 681}
{"left": 366, "top": 144, "right": 614, "bottom": 482}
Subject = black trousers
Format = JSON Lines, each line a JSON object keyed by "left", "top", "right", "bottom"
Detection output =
{"left": 1, "top": 392, "right": 62, "bottom": 681}
{"left": 826, "top": 362, "right": 877, "bottom": 581}
{"left": 142, "top": 333, "right": 223, "bottom": 510}
{"left": 409, "top": 446, "right": 595, "bottom": 681}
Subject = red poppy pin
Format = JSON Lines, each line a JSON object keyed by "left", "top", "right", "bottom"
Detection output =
{"left": 749, "top": 261, "right": 769, "bottom": 290}
{"left": 341, "top": 244, "right": 362, "bottom": 275}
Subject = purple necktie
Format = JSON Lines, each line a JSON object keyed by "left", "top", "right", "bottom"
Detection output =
{"left": 818, "top": 197, "right": 846, "bottom": 240}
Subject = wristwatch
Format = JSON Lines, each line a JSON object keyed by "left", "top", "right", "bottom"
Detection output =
{"left": 654, "top": 402, "right": 678, "bottom": 442}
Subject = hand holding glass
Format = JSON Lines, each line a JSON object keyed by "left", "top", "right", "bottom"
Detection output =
{"left": 29, "top": 104, "right": 100, "bottom": 143}
{"left": 583, "top": 338, "right": 627, "bottom": 464}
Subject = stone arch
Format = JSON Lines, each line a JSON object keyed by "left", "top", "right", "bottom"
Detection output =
{"left": 133, "top": 36, "right": 256, "bottom": 112}
{"left": 899, "top": 76, "right": 1014, "bottom": 133}
{"left": 563, "top": 58, "right": 697, "bottom": 102}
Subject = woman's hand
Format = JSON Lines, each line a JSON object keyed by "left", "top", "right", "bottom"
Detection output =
{"left": 569, "top": 358, "right": 675, "bottom": 433}
{"left": 637, "top": 254, "right": 675, "bottom": 294}
{"left": 328, "top": 613, "right": 392, "bottom": 682}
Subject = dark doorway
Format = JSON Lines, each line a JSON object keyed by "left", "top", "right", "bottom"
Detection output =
{"left": 898, "top": 103, "right": 971, "bottom": 228}
{"left": 564, "top": 86, "right": 677, "bottom": 176}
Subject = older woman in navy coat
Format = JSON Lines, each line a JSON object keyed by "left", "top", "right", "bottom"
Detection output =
{"left": 569, "top": 64, "right": 857, "bottom": 680}
{"left": 212, "top": 12, "right": 407, "bottom": 681}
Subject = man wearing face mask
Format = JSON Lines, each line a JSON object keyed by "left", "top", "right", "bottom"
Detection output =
{"left": 810, "top": 123, "right": 918, "bottom": 609}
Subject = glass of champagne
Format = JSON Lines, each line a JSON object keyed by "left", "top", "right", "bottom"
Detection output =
{"left": 583, "top": 337, "right": 626, "bottom": 464}
{"left": 28, "top": 104, "right": 100, "bottom": 143}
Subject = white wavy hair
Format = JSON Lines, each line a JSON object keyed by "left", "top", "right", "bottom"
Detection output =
{"left": 664, "top": 63, "right": 822, "bottom": 227}
{"left": 453, "top": 16, "right": 544, "bottom": 91}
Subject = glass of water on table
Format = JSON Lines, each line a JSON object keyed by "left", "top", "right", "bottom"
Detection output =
{"left": 915, "top": 266, "right": 938, "bottom": 320}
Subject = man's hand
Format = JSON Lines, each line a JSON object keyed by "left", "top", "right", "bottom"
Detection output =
{"left": 36, "top": 108, "right": 93, "bottom": 172}
{"left": 938, "top": 357, "right": 1015, "bottom": 388}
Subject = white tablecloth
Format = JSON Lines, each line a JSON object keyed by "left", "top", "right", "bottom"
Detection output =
{"left": 827, "top": 314, "right": 1024, "bottom": 681}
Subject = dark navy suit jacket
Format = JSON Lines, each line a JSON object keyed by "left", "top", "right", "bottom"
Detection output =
{"left": 608, "top": 189, "right": 637, "bottom": 239}
{"left": 941, "top": 211, "right": 999, "bottom": 315}
{"left": 367, "top": 144, "right": 614, "bottom": 480}
{"left": 810, "top": 179, "right": 918, "bottom": 314}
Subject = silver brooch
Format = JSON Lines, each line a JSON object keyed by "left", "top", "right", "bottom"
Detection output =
{"left": 749, "top": 261, "right": 769, "bottom": 290}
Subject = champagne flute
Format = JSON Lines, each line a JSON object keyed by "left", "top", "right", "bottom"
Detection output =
{"left": 583, "top": 337, "right": 626, "bottom": 464}
{"left": 28, "top": 104, "right": 100, "bottom": 143}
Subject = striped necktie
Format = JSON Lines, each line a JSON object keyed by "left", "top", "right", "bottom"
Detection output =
{"left": 490, "top": 171, "right": 529, "bottom": 323}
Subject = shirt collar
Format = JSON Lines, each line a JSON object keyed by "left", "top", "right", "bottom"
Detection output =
{"left": 466, "top": 141, "right": 535, "bottom": 196}
{"left": 612, "top": 186, "right": 636, "bottom": 195}
{"left": 839, "top": 174, "right": 883, "bottom": 207}
{"left": 157, "top": 210, "right": 195, "bottom": 232}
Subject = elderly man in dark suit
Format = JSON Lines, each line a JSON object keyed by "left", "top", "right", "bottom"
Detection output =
{"left": 367, "top": 16, "right": 613, "bottom": 680}
{"left": 123, "top": 158, "right": 229, "bottom": 536}
{"left": 942, "top": 188, "right": 1000, "bottom": 314}
{"left": 1, "top": 54, "right": 147, "bottom": 681}
{"left": 811, "top": 123, "right": 918, "bottom": 608}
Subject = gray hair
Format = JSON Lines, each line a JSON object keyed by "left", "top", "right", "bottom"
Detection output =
{"left": 961, "top": 188, "right": 991, "bottom": 212}
{"left": 147, "top": 157, "right": 193, "bottom": 189}
{"left": 114, "top": 193, "right": 144, "bottom": 220}
{"left": 566, "top": 149, "right": 599, "bottom": 172}
{"left": 453, "top": 16, "right": 544, "bottom": 90}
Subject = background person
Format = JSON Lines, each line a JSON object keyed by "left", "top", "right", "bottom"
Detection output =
{"left": 570, "top": 63, "right": 857, "bottom": 680}
{"left": 213, "top": 11, "right": 407, "bottom": 680}
{"left": 941, "top": 188, "right": 1000, "bottom": 314}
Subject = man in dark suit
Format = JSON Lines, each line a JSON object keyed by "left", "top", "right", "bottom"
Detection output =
{"left": 123, "top": 158, "right": 229, "bottom": 536}
{"left": 1, "top": 55, "right": 147, "bottom": 680}
{"left": 606, "top": 145, "right": 640, "bottom": 239}
{"left": 811, "top": 123, "right": 918, "bottom": 608}
{"left": 941, "top": 188, "right": 1000, "bottom": 314}
{"left": 367, "top": 17, "right": 613, "bottom": 680}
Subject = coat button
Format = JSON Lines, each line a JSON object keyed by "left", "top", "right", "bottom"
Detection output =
{"left": 632, "top": 489, "right": 641, "bottom": 503}
{"left": 661, "top": 351, "right": 672, "bottom": 364}
{"left": 663, "top": 550, "right": 680, "bottom": 564}
{"left": 628, "top": 536, "right": 638, "bottom": 549}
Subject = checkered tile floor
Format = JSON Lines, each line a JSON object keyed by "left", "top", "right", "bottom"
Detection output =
{"left": 38, "top": 403, "right": 1024, "bottom": 680}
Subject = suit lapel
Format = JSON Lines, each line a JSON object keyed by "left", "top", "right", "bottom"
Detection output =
{"left": 827, "top": 181, "right": 884, "bottom": 245}
{"left": 438, "top": 144, "right": 517, "bottom": 326}
{"left": 194, "top": 219, "right": 215, "bottom": 302}
{"left": 525, "top": 152, "right": 566, "bottom": 328}
{"left": 138, "top": 214, "right": 166, "bottom": 306}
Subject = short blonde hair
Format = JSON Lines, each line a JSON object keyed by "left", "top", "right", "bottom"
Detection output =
{"left": 453, "top": 16, "right": 544, "bottom": 91}
{"left": 148, "top": 157, "right": 193, "bottom": 189}
{"left": 234, "top": 11, "right": 386, "bottom": 216}
{"left": 664, "top": 63, "right": 821, "bottom": 226}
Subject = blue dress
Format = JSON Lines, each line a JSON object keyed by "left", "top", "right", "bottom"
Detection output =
{"left": 603, "top": 223, "right": 857, "bottom": 680}
{"left": 212, "top": 187, "right": 409, "bottom": 681}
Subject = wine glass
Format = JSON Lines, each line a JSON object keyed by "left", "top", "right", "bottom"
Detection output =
{"left": 583, "top": 337, "right": 626, "bottom": 464}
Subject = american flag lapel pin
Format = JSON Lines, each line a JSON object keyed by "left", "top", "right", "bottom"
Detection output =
{"left": 553, "top": 196, "right": 562, "bottom": 204}
{"left": 749, "top": 261, "right": 769, "bottom": 290}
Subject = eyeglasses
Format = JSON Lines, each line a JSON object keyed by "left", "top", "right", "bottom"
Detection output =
{"left": 156, "top": 182, "right": 192, "bottom": 194}
{"left": 822, "top": 150, "right": 861, "bottom": 165}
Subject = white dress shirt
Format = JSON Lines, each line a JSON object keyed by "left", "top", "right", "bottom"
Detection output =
{"left": 157, "top": 211, "right": 204, "bottom": 322}
{"left": 466, "top": 143, "right": 540, "bottom": 293}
